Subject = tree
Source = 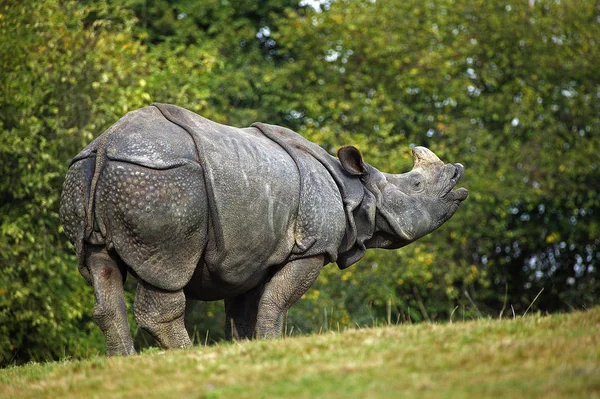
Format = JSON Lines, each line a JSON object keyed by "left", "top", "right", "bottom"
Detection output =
{"left": 0, "top": 0, "right": 153, "bottom": 363}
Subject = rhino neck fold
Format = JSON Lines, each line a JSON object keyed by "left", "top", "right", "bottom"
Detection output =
{"left": 335, "top": 188, "right": 378, "bottom": 269}
{"left": 251, "top": 121, "right": 382, "bottom": 270}
{"left": 363, "top": 213, "right": 412, "bottom": 250}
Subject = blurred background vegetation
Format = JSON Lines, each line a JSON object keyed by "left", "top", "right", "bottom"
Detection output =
{"left": 1, "top": 0, "right": 599, "bottom": 365}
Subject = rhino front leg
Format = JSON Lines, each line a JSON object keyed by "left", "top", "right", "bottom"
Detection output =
{"left": 86, "top": 245, "right": 136, "bottom": 356}
{"left": 224, "top": 284, "right": 265, "bottom": 340}
{"left": 256, "top": 256, "right": 324, "bottom": 339}
{"left": 134, "top": 281, "right": 192, "bottom": 350}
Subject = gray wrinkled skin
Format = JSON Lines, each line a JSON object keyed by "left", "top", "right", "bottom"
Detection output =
{"left": 59, "top": 103, "right": 468, "bottom": 355}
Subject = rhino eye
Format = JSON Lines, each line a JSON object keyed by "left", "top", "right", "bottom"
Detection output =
{"left": 411, "top": 175, "right": 423, "bottom": 190}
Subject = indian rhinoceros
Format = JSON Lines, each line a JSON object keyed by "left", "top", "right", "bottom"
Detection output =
{"left": 59, "top": 103, "right": 468, "bottom": 355}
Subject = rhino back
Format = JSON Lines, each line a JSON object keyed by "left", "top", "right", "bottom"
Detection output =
{"left": 103, "top": 105, "right": 198, "bottom": 169}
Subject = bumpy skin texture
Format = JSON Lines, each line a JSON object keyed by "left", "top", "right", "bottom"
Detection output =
{"left": 60, "top": 103, "right": 467, "bottom": 355}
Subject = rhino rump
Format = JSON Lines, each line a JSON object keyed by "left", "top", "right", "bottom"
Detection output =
{"left": 95, "top": 160, "right": 207, "bottom": 291}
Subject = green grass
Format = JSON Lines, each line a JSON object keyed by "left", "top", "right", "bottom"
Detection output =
{"left": 1, "top": 309, "right": 599, "bottom": 399}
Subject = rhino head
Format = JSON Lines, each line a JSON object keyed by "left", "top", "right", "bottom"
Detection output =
{"left": 338, "top": 146, "right": 468, "bottom": 249}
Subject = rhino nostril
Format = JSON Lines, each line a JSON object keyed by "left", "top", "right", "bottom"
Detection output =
{"left": 451, "top": 166, "right": 459, "bottom": 180}
{"left": 451, "top": 163, "right": 464, "bottom": 181}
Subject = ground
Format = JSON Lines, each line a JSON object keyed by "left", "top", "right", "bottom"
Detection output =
{"left": 1, "top": 308, "right": 598, "bottom": 398}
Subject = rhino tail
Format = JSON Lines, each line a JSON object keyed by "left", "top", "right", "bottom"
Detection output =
{"left": 84, "top": 134, "right": 108, "bottom": 242}
{"left": 60, "top": 149, "right": 100, "bottom": 283}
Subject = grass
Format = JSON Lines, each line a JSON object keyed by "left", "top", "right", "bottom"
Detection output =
{"left": 1, "top": 308, "right": 599, "bottom": 399}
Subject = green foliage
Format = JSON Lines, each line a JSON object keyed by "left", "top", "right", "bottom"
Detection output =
{"left": 0, "top": 0, "right": 150, "bottom": 364}
{"left": 1, "top": 0, "right": 599, "bottom": 364}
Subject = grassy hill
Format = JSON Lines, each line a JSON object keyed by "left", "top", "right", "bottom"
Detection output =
{"left": 1, "top": 308, "right": 598, "bottom": 398}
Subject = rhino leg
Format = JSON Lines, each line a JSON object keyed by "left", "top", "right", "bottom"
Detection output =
{"left": 86, "top": 245, "right": 136, "bottom": 356}
{"left": 256, "top": 256, "right": 324, "bottom": 339}
{"left": 224, "top": 284, "right": 265, "bottom": 340}
{"left": 133, "top": 280, "right": 191, "bottom": 350}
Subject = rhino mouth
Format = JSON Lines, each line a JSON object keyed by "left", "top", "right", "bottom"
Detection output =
{"left": 444, "top": 163, "right": 468, "bottom": 201}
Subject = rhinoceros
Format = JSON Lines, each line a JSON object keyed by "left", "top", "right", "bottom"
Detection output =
{"left": 59, "top": 103, "right": 467, "bottom": 355}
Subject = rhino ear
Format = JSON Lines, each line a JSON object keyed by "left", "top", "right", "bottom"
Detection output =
{"left": 338, "top": 146, "right": 368, "bottom": 176}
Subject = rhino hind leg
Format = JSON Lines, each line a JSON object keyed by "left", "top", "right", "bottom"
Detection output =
{"left": 134, "top": 281, "right": 191, "bottom": 349}
{"left": 255, "top": 256, "right": 324, "bottom": 339}
{"left": 86, "top": 245, "right": 136, "bottom": 356}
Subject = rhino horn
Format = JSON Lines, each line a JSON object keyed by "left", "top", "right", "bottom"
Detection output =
{"left": 412, "top": 146, "right": 444, "bottom": 168}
